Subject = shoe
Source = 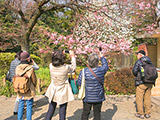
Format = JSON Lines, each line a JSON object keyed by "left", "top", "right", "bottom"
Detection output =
{"left": 13, "top": 112, "right": 18, "bottom": 115}
{"left": 145, "top": 114, "right": 151, "bottom": 118}
{"left": 134, "top": 113, "right": 144, "bottom": 119}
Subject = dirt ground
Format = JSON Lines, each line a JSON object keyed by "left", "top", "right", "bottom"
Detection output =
{"left": 0, "top": 95, "right": 160, "bottom": 120}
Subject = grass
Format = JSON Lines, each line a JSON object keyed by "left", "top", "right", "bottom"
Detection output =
{"left": 1, "top": 65, "right": 132, "bottom": 97}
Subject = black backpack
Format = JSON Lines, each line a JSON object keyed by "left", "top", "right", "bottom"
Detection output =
{"left": 142, "top": 63, "right": 158, "bottom": 83}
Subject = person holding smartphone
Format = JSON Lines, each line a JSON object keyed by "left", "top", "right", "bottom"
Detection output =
{"left": 78, "top": 48, "right": 109, "bottom": 120}
{"left": 45, "top": 50, "right": 76, "bottom": 120}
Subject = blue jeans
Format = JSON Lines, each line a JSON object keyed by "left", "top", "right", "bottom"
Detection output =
{"left": 18, "top": 98, "right": 33, "bottom": 120}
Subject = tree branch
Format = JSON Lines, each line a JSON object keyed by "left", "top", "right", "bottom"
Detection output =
{"left": 43, "top": 1, "right": 75, "bottom": 12}
{"left": 18, "top": 9, "right": 27, "bottom": 23}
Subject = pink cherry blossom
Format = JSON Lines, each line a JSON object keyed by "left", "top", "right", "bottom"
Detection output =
{"left": 146, "top": 3, "right": 151, "bottom": 9}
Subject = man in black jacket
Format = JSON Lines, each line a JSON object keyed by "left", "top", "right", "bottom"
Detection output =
{"left": 132, "top": 50, "right": 153, "bottom": 119}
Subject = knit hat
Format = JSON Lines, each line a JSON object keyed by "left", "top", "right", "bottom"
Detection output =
{"left": 20, "top": 51, "right": 31, "bottom": 61}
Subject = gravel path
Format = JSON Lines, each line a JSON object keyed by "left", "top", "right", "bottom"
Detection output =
{"left": 0, "top": 95, "right": 160, "bottom": 120}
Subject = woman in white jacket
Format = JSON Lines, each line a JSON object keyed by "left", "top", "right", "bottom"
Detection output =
{"left": 45, "top": 50, "right": 76, "bottom": 120}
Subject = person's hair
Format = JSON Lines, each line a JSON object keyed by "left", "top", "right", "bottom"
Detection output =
{"left": 15, "top": 50, "right": 23, "bottom": 60}
{"left": 88, "top": 53, "right": 99, "bottom": 68}
{"left": 52, "top": 50, "right": 65, "bottom": 67}
{"left": 21, "top": 60, "right": 30, "bottom": 64}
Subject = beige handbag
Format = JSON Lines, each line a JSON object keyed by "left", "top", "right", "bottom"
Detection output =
{"left": 78, "top": 69, "right": 85, "bottom": 99}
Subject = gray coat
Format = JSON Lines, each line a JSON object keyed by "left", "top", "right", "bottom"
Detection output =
{"left": 9, "top": 58, "right": 21, "bottom": 82}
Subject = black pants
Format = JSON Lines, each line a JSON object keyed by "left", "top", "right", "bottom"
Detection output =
{"left": 81, "top": 102, "right": 102, "bottom": 120}
{"left": 45, "top": 101, "right": 68, "bottom": 120}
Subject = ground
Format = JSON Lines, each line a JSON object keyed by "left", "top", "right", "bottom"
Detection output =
{"left": 0, "top": 95, "right": 160, "bottom": 120}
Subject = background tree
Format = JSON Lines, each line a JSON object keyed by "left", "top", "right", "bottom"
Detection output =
{"left": 40, "top": 8, "right": 76, "bottom": 35}
{"left": 1, "top": 0, "right": 159, "bottom": 53}
{"left": 0, "top": 0, "right": 90, "bottom": 51}
{"left": 0, "top": 0, "right": 21, "bottom": 51}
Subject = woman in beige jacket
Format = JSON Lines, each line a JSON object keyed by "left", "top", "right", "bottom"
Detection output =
{"left": 45, "top": 50, "right": 76, "bottom": 120}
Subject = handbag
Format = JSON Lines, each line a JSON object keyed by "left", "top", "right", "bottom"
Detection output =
{"left": 69, "top": 72, "right": 79, "bottom": 94}
{"left": 78, "top": 68, "right": 85, "bottom": 99}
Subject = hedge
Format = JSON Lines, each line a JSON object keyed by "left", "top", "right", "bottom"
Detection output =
{"left": 0, "top": 52, "right": 41, "bottom": 75}
{"left": 104, "top": 67, "right": 136, "bottom": 94}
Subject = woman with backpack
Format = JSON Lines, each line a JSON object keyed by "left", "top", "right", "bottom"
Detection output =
{"left": 45, "top": 50, "right": 76, "bottom": 120}
{"left": 15, "top": 51, "right": 37, "bottom": 120}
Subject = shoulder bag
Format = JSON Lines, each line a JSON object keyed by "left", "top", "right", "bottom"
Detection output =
{"left": 78, "top": 68, "right": 85, "bottom": 99}
{"left": 88, "top": 66, "right": 105, "bottom": 92}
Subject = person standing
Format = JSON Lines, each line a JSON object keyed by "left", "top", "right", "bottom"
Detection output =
{"left": 45, "top": 50, "right": 76, "bottom": 120}
{"left": 11, "top": 51, "right": 39, "bottom": 115}
{"left": 9, "top": 51, "right": 23, "bottom": 83}
{"left": 8, "top": 50, "right": 23, "bottom": 115}
{"left": 15, "top": 51, "right": 37, "bottom": 120}
{"left": 78, "top": 53, "right": 108, "bottom": 120}
{"left": 133, "top": 50, "right": 156, "bottom": 119}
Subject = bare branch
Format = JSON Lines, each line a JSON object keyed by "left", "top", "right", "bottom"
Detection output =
{"left": 43, "top": 1, "right": 74, "bottom": 12}
{"left": 38, "top": 0, "right": 50, "bottom": 8}
{"left": 18, "top": 9, "right": 28, "bottom": 23}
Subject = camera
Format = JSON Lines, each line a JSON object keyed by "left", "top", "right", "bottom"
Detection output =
{"left": 65, "top": 50, "right": 69, "bottom": 53}
{"left": 99, "top": 47, "right": 102, "bottom": 51}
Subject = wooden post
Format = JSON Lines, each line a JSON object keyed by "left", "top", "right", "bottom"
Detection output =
{"left": 3, "top": 78, "right": 6, "bottom": 87}
{"left": 37, "top": 78, "right": 41, "bottom": 93}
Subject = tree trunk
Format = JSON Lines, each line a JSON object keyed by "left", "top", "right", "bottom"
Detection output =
{"left": 20, "top": 36, "right": 30, "bottom": 51}
{"left": 21, "top": 43, "right": 29, "bottom": 51}
{"left": 20, "top": 21, "right": 31, "bottom": 52}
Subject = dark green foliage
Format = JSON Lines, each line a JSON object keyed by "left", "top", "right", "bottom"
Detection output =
{"left": 0, "top": 53, "right": 41, "bottom": 75}
{"left": 40, "top": 52, "right": 52, "bottom": 67}
{"left": 0, "top": 80, "right": 16, "bottom": 97}
{"left": 40, "top": 8, "right": 76, "bottom": 35}
{"left": 0, "top": 0, "right": 20, "bottom": 50}
{"left": 104, "top": 67, "right": 135, "bottom": 94}
{"left": 0, "top": 53, "right": 15, "bottom": 75}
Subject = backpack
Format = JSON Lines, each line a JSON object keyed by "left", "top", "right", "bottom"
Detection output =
{"left": 13, "top": 75, "right": 30, "bottom": 93}
{"left": 142, "top": 63, "right": 158, "bottom": 83}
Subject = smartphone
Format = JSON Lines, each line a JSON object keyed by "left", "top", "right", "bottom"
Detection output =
{"left": 65, "top": 50, "right": 69, "bottom": 53}
{"left": 99, "top": 47, "right": 102, "bottom": 51}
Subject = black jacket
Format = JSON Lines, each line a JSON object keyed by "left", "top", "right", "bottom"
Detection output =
{"left": 132, "top": 56, "right": 152, "bottom": 86}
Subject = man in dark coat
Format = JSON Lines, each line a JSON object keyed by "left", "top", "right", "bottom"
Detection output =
{"left": 133, "top": 50, "right": 153, "bottom": 119}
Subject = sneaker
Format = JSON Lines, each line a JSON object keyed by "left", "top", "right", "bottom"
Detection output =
{"left": 13, "top": 112, "right": 18, "bottom": 115}
{"left": 134, "top": 113, "right": 144, "bottom": 119}
{"left": 145, "top": 114, "right": 151, "bottom": 119}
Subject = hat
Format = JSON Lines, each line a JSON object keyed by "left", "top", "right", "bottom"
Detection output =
{"left": 20, "top": 51, "right": 31, "bottom": 61}
{"left": 136, "top": 50, "right": 146, "bottom": 56}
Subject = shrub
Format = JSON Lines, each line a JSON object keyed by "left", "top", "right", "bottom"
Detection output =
{"left": 35, "top": 67, "right": 51, "bottom": 94}
{"left": 0, "top": 52, "right": 41, "bottom": 75}
{"left": 104, "top": 67, "right": 135, "bottom": 95}
{"left": 0, "top": 53, "right": 15, "bottom": 75}
{"left": 0, "top": 80, "right": 16, "bottom": 97}
{"left": 30, "top": 54, "right": 41, "bottom": 65}
{"left": 40, "top": 52, "right": 52, "bottom": 67}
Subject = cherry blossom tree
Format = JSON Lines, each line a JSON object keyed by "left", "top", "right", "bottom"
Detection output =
{"left": 69, "top": 0, "right": 135, "bottom": 54}
{"left": 0, "top": 0, "right": 92, "bottom": 51}
{"left": 1, "top": 0, "right": 159, "bottom": 53}
{"left": 129, "top": 0, "right": 158, "bottom": 35}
